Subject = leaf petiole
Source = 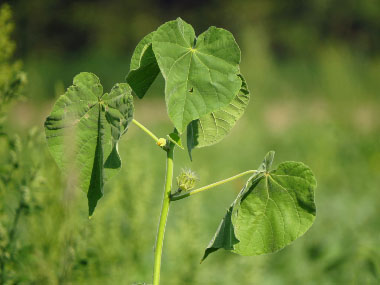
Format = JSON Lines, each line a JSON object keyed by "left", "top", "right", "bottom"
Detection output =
{"left": 132, "top": 119, "right": 160, "bottom": 144}
{"left": 170, "top": 169, "right": 259, "bottom": 201}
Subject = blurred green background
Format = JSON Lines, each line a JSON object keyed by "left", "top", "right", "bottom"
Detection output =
{"left": 1, "top": 0, "right": 379, "bottom": 284}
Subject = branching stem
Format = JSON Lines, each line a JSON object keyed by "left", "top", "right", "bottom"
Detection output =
{"left": 170, "top": 170, "right": 259, "bottom": 201}
{"left": 153, "top": 142, "right": 175, "bottom": 285}
{"left": 132, "top": 119, "right": 160, "bottom": 144}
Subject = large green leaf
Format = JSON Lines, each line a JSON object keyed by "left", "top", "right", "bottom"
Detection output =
{"left": 202, "top": 151, "right": 316, "bottom": 261}
{"left": 152, "top": 18, "right": 242, "bottom": 133}
{"left": 44, "top": 72, "right": 134, "bottom": 216}
{"left": 187, "top": 74, "right": 250, "bottom": 159}
{"left": 126, "top": 32, "right": 160, "bottom": 98}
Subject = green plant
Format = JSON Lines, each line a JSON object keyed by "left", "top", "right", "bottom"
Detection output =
{"left": 0, "top": 4, "right": 26, "bottom": 113}
{"left": 44, "top": 18, "right": 317, "bottom": 284}
{"left": 0, "top": 4, "right": 31, "bottom": 283}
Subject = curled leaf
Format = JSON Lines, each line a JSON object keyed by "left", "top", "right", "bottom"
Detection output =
{"left": 126, "top": 32, "right": 160, "bottom": 98}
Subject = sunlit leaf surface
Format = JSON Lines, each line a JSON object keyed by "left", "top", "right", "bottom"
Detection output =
{"left": 152, "top": 18, "right": 242, "bottom": 133}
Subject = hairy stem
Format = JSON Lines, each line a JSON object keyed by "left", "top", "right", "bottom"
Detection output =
{"left": 170, "top": 170, "right": 259, "bottom": 201}
{"left": 153, "top": 142, "right": 174, "bottom": 285}
{"left": 132, "top": 119, "right": 160, "bottom": 144}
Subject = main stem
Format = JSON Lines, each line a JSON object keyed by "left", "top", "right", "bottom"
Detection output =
{"left": 153, "top": 143, "right": 174, "bottom": 285}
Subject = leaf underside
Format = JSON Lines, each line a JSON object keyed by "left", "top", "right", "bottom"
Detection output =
{"left": 44, "top": 72, "right": 134, "bottom": 216}
{"left": 152, "top": 17, "right": 242, "bottom": 133}
{"left": 202, "top": 151, "right": 316, "bottom": 261}
{"left": 187, "top": 74, "right": 250, "bottom": 159}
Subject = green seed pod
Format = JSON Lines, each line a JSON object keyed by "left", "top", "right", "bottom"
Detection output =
{"left": 176, "top": 168, "right": 198, "bottom": 192}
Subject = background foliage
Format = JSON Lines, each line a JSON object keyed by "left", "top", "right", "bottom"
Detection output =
{"left": 1, "top": 0, "right": 379, "bottom": 284}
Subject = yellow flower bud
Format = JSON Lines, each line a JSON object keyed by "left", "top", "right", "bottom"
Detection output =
{"left": 157, "top": 138, "right": 167, "bottom": 147}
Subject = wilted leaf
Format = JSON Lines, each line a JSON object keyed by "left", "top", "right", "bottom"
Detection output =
{"left": 126, "top": 32, "right": 160, "bottom": 98}
{"left": 187, "top": 74, "right": 249, "bottom": 159}
{"left": 202, "top": 151, "right": 316, "bottom": 261}
{"left": 44, "top": 72, "right": 134, "bottom": 216}
{"left": 152, "top": 17, "right": 242, "bottom": 133}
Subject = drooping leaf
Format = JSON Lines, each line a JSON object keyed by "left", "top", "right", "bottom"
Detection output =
{"left": 187, "top": 74, "right": 250, "bottom": 159}
{"left": 126, "top": 32, "right": 160, "bottom": 99}
{"left": 201, "top": 206, "right": 240, "bottom": 260}
{"left": 152, "top": 17, "right": 242, "bottom": 133}
{"left": 202, "top": 151, "right": 316, "bottom": 261}
{"left": 44, "top": 72, "right": 134, "bottom": 216}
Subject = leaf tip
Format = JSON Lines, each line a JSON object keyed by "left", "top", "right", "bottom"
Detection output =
{"left": 187, "top": 149, "right": 193, "bottom": 161}
{"left": 88, "top": 194, "right": 100, "bottom": 218}
{"left": 200, "top": 253, "right": 207, "bottom": 264}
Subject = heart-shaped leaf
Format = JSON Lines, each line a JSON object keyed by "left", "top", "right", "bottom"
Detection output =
{"left": 126, "top": 32, "right": 160, "bottom": 98}
{"left": 152, "top": 18, "right": 242, "bottom": 133}
{"left": 202, "top": 151, "right": 316, "bottom": 261}
{"left": 44, "top": 72, "right": 134, "bottom": 216}
{"left": 187, "top": 74, "right": 250, "bottom": 159}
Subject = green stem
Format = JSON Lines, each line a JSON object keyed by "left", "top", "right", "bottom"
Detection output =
{"left": 171, "top": 170, "right": 259, "bottom": 201}
{"left": 132, "top": 119, "right": 159, "bottom": 144}
{"left": 153, "top": 142, "right": 175, "bottom": 285}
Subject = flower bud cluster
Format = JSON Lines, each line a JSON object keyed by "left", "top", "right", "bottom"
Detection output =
{"left": 176, "top": 168, "right": 198, "bottom": 192}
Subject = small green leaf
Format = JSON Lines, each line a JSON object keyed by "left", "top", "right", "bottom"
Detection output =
{"left": 44, "top": 72, "right": 134, "bottom": 216}
{"left": 167, "top": 130, "right": 184, "bottom": 149}
{"left": 187, "top": 74, "right": 250, "bottom": 158}
{"left": 126, "top": 32, "right": 160, "bottom": 98}
{"left": 152, "top": 18, "right": 242, "bottom": 133}
{"left": 202, "top": 151, "right": 316, "bottom": 261}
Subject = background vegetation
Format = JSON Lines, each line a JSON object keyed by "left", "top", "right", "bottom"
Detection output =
{"left": 1, "top": 0, "right": 379, "bottom": 284}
